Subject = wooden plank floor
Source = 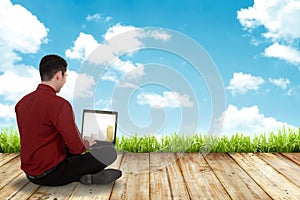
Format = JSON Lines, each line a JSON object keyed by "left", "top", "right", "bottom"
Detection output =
{"left": 0, "top": 152, "right": 300, "bottom": 200}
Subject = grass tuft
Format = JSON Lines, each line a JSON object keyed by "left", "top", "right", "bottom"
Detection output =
{"left": 0, "top": 126, "right": 21, "bottom": 153}
{"left": 1, "top": 127, "right": 299, "bottom": 153}
{"left": 116, "top": 127, "right": 300, "bottom": 153}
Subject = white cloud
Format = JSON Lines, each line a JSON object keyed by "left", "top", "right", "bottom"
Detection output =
{"left": 264, "top": 42, "right": 300, "bottom": 64}
{"left": 0, "top": 66, "right": 39, "bottom": 125}
{"left": 112, "top": 58, "right": 137, "bottom": 73}
{"left": 101, "top": 71, "right": 118, "bottom": 83}
{"left": 95, "top": 98, "right": 112, "bottom": 110}
{"left": 227, "top": 72, "right": 265, "bottom": 95}
{"left": 117, "top": 82, "right": 139, "bottom": 89}
{"left": 99, "top": 58, "right": 145, "bottom": 88}
{"left": 112, "top": 58, "right": 144, "bottom": 78}
{"left": 287, "top": 88, "right": 296, "bottom": 96}
{"left": 0, "top": 68, "right": 95, "bottom": 124}
{"left": 69, "top": 24, "right": 142, "bottom": 66}
{"left": 268, "top": 77, "right": 290, "bottom": 89}
{"left": 73, "top": 73, "right": 96, "bottom": 99}
{"left": 59, "top": 71, "right": 96, "bottom": 100}
{"left": 0, "top": 0, "right": 48, "bottom": 53}
{"left": 103, "top": 23, "right": 171, "bottom": 42}
{"left": 67, "top": 24, "right": 171, "bottom": 67}
{"left": 0, "top": 0, "right": 47, "bottom": 124}
{"left": 237, "top": 0, "right": 300, "bottom": 41}
{"left": 137, "top": 91, "right": 193, "bottom": 109}
{"left": 0, "top": 103, "right": 15, "bottom": 119}
{"left": 65, "top": 32, "right": 99, "bottom": 60}
{"left": 86, "top": 13, "right": 102, "bottom": 22}
{"left": 64, "top": 24, "right": 171, "bottom": 95}
{"left": 0, "top": 66, "right": 40, "bottom": 102}
{"left": 0, "top": 48, "right": 21, "bottom": 70}
{"left": 95, "top": 24, "right": 171, "bottom": 64}
{"left": 105, "top": 16, "right": 113, "bottom": 23}
{"left": 237, "top": 0, "right": 300, "bottom": 65}
{"left": 119, "top": 65, "right": 144, "bottom": 89}
{"left": 220, "top": 105, "right": 295, "bottom": 136}
{"left": 0, "top": 67, "right": 95, "bottom": 104}
{"left": 143, "top": 29, "right": 171, "bottom": 41}
{"left": 127, "top": 65, "right": 144, "bottom": 79}
{"left": 0, "top": 0, "right": 48, "bottom": 69}
{"left": 103, "top": 23, "right": 137, "bottom": 41}
{"left": 86, "top": 13, "right": 112, "bottom": 23}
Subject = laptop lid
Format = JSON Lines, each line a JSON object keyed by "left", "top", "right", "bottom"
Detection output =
{"left": 81, "top": 109, "right": 118, "bottom": 145}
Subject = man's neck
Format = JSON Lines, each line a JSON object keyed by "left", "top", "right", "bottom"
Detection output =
{"left": 41, "top": 81, "right": 58, "bottom": 93}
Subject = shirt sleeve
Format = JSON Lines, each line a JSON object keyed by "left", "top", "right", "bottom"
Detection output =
{"left": 56, "top": 101, "right": 87, "bottom": 154}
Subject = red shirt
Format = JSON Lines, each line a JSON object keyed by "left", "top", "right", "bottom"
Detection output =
{"left": 15, "top": 84, "right": 87, "bottom": 176}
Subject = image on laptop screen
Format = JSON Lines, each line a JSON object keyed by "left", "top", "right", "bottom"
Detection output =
{"left": 81, "top": 109, "right": 118, "bottom": 144}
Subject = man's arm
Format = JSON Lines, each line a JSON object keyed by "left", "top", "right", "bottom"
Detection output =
{"left": 56, "top": 102, "right": 87, "bottom": 154}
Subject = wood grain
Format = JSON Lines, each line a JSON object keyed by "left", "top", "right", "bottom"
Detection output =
{"left": 230, "top": 153, "right": 300, "bottom": 200}
{"left": 1, "top": 153, "right": 300, "bottom": 200}
{"left": 205, "top": 153, "right": 271, "bottom": 200}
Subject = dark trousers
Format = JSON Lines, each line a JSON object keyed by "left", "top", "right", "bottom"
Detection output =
{"left": 27, "top": 144, "right": 114, "bottom": 186}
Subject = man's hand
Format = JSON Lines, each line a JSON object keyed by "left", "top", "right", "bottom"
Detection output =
{"left": 83, "top": 136, "right": 97, "bottom": 148}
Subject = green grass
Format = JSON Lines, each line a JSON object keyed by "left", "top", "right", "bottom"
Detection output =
{"left": 115, "top": 128, "right": 300, "bottom": 153}
{"left": 0, "top": 127, "right": 21, "bottom": 153}
{"left": 1, "top": 127, "right": 299, "bottom": 153}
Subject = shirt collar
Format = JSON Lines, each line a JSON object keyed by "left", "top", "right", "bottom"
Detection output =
{"left": 37, "top": 84, "right": 57, "bottom": 94}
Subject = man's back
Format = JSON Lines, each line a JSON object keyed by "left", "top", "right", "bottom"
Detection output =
{"left": 15, "top": 84, "right": 85, "bottom": 176}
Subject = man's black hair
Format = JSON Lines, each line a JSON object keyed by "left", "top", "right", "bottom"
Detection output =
{"left": 39, "top": 54, "right": 67, "bottom": 81}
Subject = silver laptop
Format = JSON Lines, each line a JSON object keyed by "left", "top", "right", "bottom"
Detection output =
{"left": 81, "top": 109, "right": 118, "bottom": 145}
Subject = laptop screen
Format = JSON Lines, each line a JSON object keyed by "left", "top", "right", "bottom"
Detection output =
{"left": 81, "top": 109, "right": 118, "bottom": 144}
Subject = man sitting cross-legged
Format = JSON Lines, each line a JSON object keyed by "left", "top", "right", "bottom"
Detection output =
{"left": 15, "top": 54, "right": 122, "bottom": 186}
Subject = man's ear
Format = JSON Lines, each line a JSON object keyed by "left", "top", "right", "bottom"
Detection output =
{"left": 55, "top": 71, "right": 62, "bottom": 80}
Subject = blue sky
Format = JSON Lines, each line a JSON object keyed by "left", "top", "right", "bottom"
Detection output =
{"left": 1, "top": 0, "right": 300, "bottom": 137}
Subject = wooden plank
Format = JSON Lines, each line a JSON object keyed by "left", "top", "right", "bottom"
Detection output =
{"left": 258, "top": 153, "right": 300, "bottom": 187}
{"left": 0, "top": 156, "right": 22, "bottom": 189}
{"left": 230, "top": 153, "right": 300, "bottom": 200}
{"left": 205, "top": 153, "right": 271, "bottom": 200}
{"left": 28, "top": 182, "right": 78, "bottom": 200}
{"left": 149, "top": 153, "right": 173, "bottom": 200}
{"left": 282, "top": 153, "right": 300, "bottom": 166}
{"left": 0, "top": 153, "right": 299, "bottom": 200}
{"left": 110, "top": 153, "right": 149, "bottom": 200}
{"left": 10, "top": 181, "right": 40, "bottom": 200}
{"left": 0, "top": 153, "right": 5, "bottom": 159}
{"left": 166, "top": 153, "right": 191, "bottom": 199}
{"left": 0, "top": 153, "right": 19, "bottom": 167}
{"left": 177, "top": 153, "right": 230, "bottom": 200}
{"left": 69, "top": 152, "right": 124, "bottom": 200}
{"left": 0, "top": 172, "right": 29, "bottom": 199}
{"left": 0, "top": 153, "right": 10, "bottom": 164}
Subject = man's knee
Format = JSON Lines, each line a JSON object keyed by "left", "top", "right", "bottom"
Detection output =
{"left": 90, "top": 146, "right": 117, "bottom": 166}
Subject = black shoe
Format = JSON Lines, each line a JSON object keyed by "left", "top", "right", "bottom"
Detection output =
{"left": 79, "top": 169, "right": 122, "bottom": 185}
